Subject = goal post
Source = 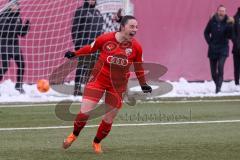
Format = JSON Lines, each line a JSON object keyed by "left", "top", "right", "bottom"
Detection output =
{"left": 0, "top": 0, "right": 134, "bottom": 94}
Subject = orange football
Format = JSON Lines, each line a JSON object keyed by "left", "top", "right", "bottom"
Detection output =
{"left": 37, "top": 79, "right": 50, "bottom": 93}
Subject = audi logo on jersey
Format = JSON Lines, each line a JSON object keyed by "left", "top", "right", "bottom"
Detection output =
{"left": 106, "top": 56, "right": 128, "bottom": 66}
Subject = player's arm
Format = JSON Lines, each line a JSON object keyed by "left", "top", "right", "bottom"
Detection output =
{"left": 17, "top": 17, "right": 30, "bottom": 37}
{"left": 133, "top": 45, "right": 152, "bottom": 93}
{"left": 64, "top": 36, "right": 102, "bottom": 59}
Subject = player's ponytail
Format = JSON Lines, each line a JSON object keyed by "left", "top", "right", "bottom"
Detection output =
{"left": 116, "top": 12, "right": 136, "bottom": 31}
{"left": 116, "top": 8, "right": 123, "bottom": 23}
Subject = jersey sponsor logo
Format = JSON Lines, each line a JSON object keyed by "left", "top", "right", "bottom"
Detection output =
{"left": 103, "top": 41, "right": 118, "bottom": 52}
{"left": 106, "top": 55, "right": 128, "bottom": 66}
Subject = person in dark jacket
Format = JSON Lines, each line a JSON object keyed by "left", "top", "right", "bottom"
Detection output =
{"left": 0, "top": 1, "right": 30, "bottom": 93}
{"left": 72, "top": 0, "right": 103, "bottom": 96}
{"left": 204, "top": 5, "right": 234, "bottom": 93}
{"left": 232, "top": 7, "right": 240, "bottom": 86}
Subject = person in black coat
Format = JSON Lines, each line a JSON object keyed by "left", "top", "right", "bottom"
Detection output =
{"left": 0, "top": 1, "right": 30, "bottom": 93}
{"left": 72, "top": 0, "right": 103, "bottom": 96}
{"left": 204, "top": 5, "right": 234, "bottom": 93}
{"left": 232, "top": 7, "right": 240, "bottom": 86}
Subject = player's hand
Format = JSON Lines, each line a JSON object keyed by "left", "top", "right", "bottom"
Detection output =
{"left": 64, "top": 51, "right": 75, "bottom": 59}
{"left": 141, "top": 84, "right": 152, "bottom": 93}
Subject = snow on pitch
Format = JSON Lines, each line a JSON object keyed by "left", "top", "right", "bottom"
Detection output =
{"left": 0, "top": 78, "right": 240, "bottom": 103}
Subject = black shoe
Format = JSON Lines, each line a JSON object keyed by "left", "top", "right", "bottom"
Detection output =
{"left": 15, "top": 87, "right": 25, "bottom": 94}
{"left": 73, "top": 90, "right": 82, "bottom": 96}
{"left": 74, "top": 84, "right": 82, "bottom": 96}
{"left": 215, "top": 87, "right": 221, "bottom": 94}
{"left": 15, "top": 83, "right": 25, "bottom": 94}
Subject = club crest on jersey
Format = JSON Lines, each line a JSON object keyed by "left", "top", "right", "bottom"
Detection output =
{"left": 125, "top": 48, "right": 132, "bottom": 56}
{"left": 103, "top": 41, "right": 118, "bottom": 52}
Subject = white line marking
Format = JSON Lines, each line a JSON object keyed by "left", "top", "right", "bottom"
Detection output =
{"left": 1, "top": 99, "right": 240, "bottom": 108}
{"left": 0, "top": 103, "right": 57, "bottom": 108}
{"left": 0, "top": 120, "right": 240, "bottom": 131}
{"left": 145, "top": 99, "right": 240, "bottom": 104}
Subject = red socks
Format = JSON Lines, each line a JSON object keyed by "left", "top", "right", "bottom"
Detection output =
{"left": 94, "top": 120, "right": 112, "bottom": 143}
{"left": 73, "top": 113, "right": 112, "bottom": 143}
{"left": 73, "top": 112, "right": 89, "bottom": 136}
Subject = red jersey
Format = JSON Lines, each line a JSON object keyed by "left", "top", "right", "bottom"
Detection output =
{"left": 75, "top": 32, "right": 146, "bottom": 92}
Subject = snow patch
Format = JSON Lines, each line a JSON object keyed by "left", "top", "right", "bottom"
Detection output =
{"left": 0, "top": 78, "right": 240, "bottom": 103}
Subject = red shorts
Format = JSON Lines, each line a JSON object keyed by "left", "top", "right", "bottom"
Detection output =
{"left": 83, "top": 80, "right": 124, "bottom": 109}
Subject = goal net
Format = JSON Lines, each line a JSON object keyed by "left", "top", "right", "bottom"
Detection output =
{"left": 0, "top": 0, "right": 134, "bottom": 95}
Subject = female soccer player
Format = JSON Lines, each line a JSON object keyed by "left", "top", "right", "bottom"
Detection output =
{"left": 63, "top": 15, "right": 152, "bottom": 153}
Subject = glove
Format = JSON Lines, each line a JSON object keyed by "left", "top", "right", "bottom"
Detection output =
{"left": 25, "top": 20, "right": 30, "bottom": 25}
{"left": 64, "top": 51, "right": 75, "bottom": 59}
{"left": 25, "top": 20, "right": 30, "bottom": 30}
{"left": 141, "top": 84, "right": 152, "bottom": 93}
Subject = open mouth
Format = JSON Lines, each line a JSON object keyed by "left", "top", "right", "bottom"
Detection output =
{"left": 129, "top": 32, "right": 136, "bottom": 37}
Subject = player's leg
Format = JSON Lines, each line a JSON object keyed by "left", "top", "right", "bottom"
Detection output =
{"left": 63, "top": 99, "right": 99, "bottom": 149}
{"left": 92, "top": 90, "right": 123, "bottom": 153}
{"left": 92, "top": 107, "right": 119, "bottom": 154}
{"left": 73, "top": 98, "right": 99, "bottom": 136}
{"left": 14, "top": 50, "right": 25, "bottom": 93}
{"left": 0, "top": 53, "right": 10, "bottom": 81}
{"left": 63, "top": 81, "right": 105, "bottom": 149}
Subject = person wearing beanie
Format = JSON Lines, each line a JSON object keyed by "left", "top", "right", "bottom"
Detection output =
{"left": 71, "top": 0, "right": 104, "bottom": 96}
